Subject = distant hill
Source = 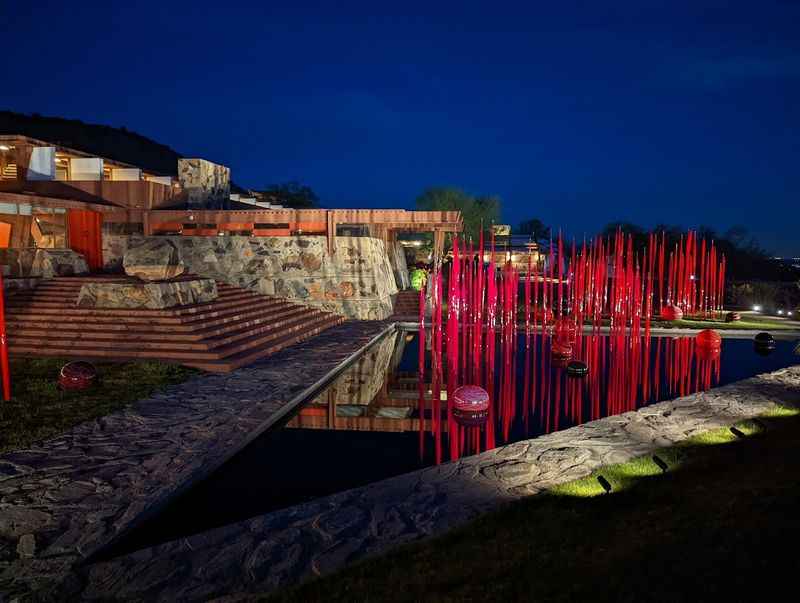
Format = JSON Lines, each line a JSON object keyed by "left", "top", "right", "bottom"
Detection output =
{"left": 0, "top": 110, "right": 183, "bottom": 176}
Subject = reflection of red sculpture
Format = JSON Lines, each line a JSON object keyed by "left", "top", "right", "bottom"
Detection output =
{"left": 725, "top": 312, "right": 741, "bottom": 323}
{"left": 696, "top": 345, "right": 721, "bottom": 362}
{"left": 553, "top": 318, "right": 578, "bottom": 344}
{"left": 58, "top": 361, "right": 98, "bottom": 391}
{"left": 661, "top": 305, "right": 683, "bottom": 321}
{"left": 696, "top": 329, "right": 722, "bottom": 350}
{"left": 551, "top": 340, "right": 573, "bottom": 358}
{"left": 452, "top": 385, "right": 490, "bottom": 426}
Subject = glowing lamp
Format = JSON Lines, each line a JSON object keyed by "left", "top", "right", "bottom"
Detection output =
{"left": 696, "top": 329, "right": 721, "bottom": 350}
{"left": 452, "top": 385, "right": 490, "bottom": 426}
{"left": 58, "top": 361, "right": 98, "bottom": 391}
{"left": 661, "top": 305, "right": 683, "bottom": 321}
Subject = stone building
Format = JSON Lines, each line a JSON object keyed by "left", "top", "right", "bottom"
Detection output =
{"left": 0, "top": 135, "right": 461, "bottom": 320}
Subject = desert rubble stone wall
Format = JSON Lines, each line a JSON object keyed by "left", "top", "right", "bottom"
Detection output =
{"left": 103, "top": 234, "right": 398, "bottom": 320}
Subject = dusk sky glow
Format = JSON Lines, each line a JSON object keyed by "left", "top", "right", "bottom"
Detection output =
{"left": 4, "top": 1, "right": 799, "bottom": 254}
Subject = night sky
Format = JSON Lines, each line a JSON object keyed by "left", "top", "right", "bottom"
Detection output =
{"left": 5, "top": 1, "right": 799, "bottom": 255}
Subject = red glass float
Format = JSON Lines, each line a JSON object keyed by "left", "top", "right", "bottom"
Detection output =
{"left": 58, "top": 361, "right": 98, "bottom": 391}
{"left": 696, "top": 345, "right": 721, "bottom": 362}
{"left": 661, "top": 305, "right": 683, "bottom": 321}
{"left": 551, "top": 340, "right": 573, "bottom": 358}
{"left": 696, "top": 328, "right": 721, "bottom": 350}
{"left": 553, "top": 318, "right": 578, "bottom": 344}
{"left": 452, "top": 385, "right": 490, "bottom": 427}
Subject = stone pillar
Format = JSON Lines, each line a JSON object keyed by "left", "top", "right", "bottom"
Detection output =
{"left": 178, "top": 159, "right": 231, "bottom": 208}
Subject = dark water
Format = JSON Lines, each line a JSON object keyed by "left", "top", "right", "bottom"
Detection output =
{"left": 103, "top": 329, "right": 798, "bottom": 558}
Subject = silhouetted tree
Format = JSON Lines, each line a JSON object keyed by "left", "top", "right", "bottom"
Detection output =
{"left": 415, "top": 187, "right": 501, "bottom": 242}
{"left": 515, "top": 218, "right": 551, "bottom": 243}
{"left": 258, "top": 181, "right": 319, "bottom": 209}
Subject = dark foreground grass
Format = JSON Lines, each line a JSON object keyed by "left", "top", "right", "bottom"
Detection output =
{"left": 268, "top": 405, "right": 800, "bottom": 603}
{"left": 0, "top": 358, "right": 196, "bottom": 453}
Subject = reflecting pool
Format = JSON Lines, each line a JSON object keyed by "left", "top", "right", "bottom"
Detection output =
{"left": 106, "top": 328, "right": 798, "bottom": 555}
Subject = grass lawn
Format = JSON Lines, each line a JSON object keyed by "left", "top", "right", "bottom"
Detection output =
{"left": 653, "top": 312, "right": 800, "bottom": 331}
{"left": 268, "top": 404, "right": 800, "bottom": 602}
{"left": 0, "top": 357, "right": 196, "bottom": 453}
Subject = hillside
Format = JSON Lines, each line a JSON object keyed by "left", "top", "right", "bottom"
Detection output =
{"left": 0, "top": 111, "right": 182, "bottom": 176}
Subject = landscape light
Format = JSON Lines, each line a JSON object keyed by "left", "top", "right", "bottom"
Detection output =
{"left": 753, "top": 305, "right": 762, "bottom": 312}
{"left": 777, "top": 310, "right": 784, "bottom": 315}
{"left": 788, "top": 311, "right": 794, "bottom": 316}
{"left": 596, "top": 475, "right": 612, "bottom": 494}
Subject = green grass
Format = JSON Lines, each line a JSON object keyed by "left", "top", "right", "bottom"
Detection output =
{"left": 267, "top": 405, "right": 800, "bottom": 602}
{"left": 653, "top": 313, "right": 799, "bottom": 331}
{"left": 0, "top": 358, "right": 196, "bottom": 453}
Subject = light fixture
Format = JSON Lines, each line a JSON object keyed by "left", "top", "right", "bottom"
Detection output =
{"left": 596, "top": 475, "right": 612, "bottom": 494}
{"left": 0, "top": 145, "right": 10, "bottom": 151}
{"left": 788, "top": 311, "right": 794, "bottom": 316}
{"left": 753, "top": 305, "right": 762, "bottom": 312}
{"left": 778, "top": 310, "right": 784, "bottom": 315}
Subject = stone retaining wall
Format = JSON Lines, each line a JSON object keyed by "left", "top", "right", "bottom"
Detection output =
{"left": 0, "top": 248, "right": 89, "bottom": 278}
{"left": 103, "top": 235, "right": 401, "bottom": 320}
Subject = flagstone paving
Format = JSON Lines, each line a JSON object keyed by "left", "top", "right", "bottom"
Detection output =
{"left": 75, "top": 365, "right": 800, "bottom": 602}
{"left": 0, "top": 320, "right": 392, "bottom": 600}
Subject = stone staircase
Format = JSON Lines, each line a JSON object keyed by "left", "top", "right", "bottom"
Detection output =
{"left": 392, "top": 289, "right": 421, "bottom": 318}
{"left": 4, "top": 275, "right": 345, "bottom": 372}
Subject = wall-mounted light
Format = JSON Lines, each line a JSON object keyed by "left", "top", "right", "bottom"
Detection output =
{"left": 0, "top": 145, "right": 9, "bottom": 151}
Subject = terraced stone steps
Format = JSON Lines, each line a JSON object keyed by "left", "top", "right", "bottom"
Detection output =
{"left": 392, "top": 289, "right": 420, "bottom": 317}
{"left": 5, "top": 275, "right": 345, "bottom": 372}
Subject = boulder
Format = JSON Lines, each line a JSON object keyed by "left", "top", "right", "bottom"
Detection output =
{"left": 123, "top": 239, "right": 185, "bottom": 281}
{"left": 77, "top": 278, "right": 217, "bottom": 309}
{"left": 30, "top": 249, "right": 89, "bottom": 278}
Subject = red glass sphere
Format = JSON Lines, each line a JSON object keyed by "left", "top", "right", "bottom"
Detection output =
{"left": 696, "top": 329, "right": 722, "bottom": 350}
{"left": 553, "top": 318, "right": 578, "bottom": 344}
{"left": 696, "top": 345, "right": 721, "bottom": 362}
{"left": 58, "top": 361, "right": 98, "bottom": 391}
{"left": 551, "top": 340, "right": 573, "bottom": 358}
{"left": 661, "top": 305, "right": 683, "bottom": 321}
{"left": 452, "top": 385, "right": 490, "bottom": 426}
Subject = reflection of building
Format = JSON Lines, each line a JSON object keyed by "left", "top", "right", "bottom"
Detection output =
{"left": 286, "top": 331, "right": 446, "bottom": 433}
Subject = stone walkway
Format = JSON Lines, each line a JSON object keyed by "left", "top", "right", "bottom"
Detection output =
{"left": 74, "top": 365, "right": 800, "bottom": 601}
{"left": 0, "top": 320, "right": 393, "bottom": 600}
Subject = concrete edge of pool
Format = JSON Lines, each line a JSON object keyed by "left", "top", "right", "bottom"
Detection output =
{"left": 74, "top": 363, "right": 800, "bottom": 602}
{"left": 0, "top": 320, "right": 395, "bottom": 599}
{"left": 395, "top": 321, "right": 800, "bottom": 340}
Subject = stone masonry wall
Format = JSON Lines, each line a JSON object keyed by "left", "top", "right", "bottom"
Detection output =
{"left": 103, "top": 234, "right": 398, "bottom": 320}
{"left": 177, "top": 158, "right": 231, "bottom": 208}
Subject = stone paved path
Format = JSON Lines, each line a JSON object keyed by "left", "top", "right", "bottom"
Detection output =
{"left": 0, "top": 320, "right": 392, "bottom": 600}
{"left": 75, "top": 365, "right": 800, "bottom": 602}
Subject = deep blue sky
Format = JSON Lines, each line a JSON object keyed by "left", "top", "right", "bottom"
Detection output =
{"left": 4, "top": 1, "right": 799, "bottom": 255}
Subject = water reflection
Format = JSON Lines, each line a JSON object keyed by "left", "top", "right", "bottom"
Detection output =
{"left": 287, "top": 329, "right": 730, "bottom": 461}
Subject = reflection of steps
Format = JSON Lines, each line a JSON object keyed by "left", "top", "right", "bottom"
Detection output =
{"left": 392, "top": 289, "right": 420, "bottom": 317}
{"left": 6, "top": 275, "right": 345, "bottom": 373}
